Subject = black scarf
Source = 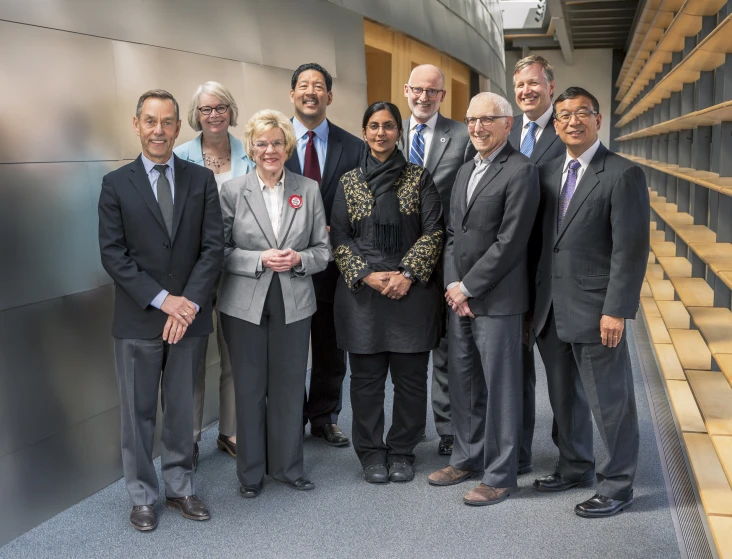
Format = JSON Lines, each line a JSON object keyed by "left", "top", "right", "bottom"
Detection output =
{"left": 361, "top": 147, "right": 406, "bottom": 254}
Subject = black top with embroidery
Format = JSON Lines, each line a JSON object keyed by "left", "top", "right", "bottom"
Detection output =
{"left": 331, "top": 162, "right": 445, "bottom": 353}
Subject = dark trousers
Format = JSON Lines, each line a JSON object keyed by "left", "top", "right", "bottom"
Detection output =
{"left": 431, "top": 334, "right": 452, "bottom": 436}
{"left": 520, "top": 341, "right": 536, "bottom": 468}
{"left": 349, "top": 351, "right": 429, "bottom": 467}
{"left": 221, "top": 275, "right": 312, "bottom": 487}
{"left": 304, "top": 299, "right": 347, "bottom": 429}
{"left": 536, "top": 308, "right": 639, "bottom": 500}
{"left": 114, "top": 334, "right": 206, "bottom": 505}
{"left": 449, "top": 313, "right": 523, "bottom": 488}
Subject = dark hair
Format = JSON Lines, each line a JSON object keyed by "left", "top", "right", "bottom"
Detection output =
{"left": 553, "top": 86, "right": 600, "bottom": 114}
{"left": 362, "top": 101, "right": 403, "bottom": 132}
{"left": 136, "top": 89, "right": 179, "bottom": 120}
{"left": 291, "top": 63, "right": 333, "bottom": 92}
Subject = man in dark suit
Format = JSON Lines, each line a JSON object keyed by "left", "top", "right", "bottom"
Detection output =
{"left": 285, "top": 63, "right": 362, "bottom": 447}
{"left": 98, "top": 89, "right": 224, "bottom": 531}
{"left": 428, "top": 92, "right": 539, "bottom": 506}
{"left": 508, "top": 55, "right": 565, "bottom": 474}
{"left": 531, "top": 87, "right": 649, "bottom": 517}
{"left": 402, "top": 63, "right": 474, "bottom": 456}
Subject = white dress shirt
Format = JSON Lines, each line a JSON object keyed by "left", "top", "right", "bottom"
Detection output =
{"left": 520, "top": 105, "right": 554, "bottom": 145}
{"left": 257, "top": 169, "right": 285, "bottom": 243}
{"left": 408, "top": 112, "right": 439, "bottom": 164}
{"left": 561, "top": 139, "right": 601, "bottom": 191}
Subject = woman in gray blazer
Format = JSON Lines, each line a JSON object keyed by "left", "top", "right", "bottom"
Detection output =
{"left": 218, "top": 109, "right": 330, "bottom": 498}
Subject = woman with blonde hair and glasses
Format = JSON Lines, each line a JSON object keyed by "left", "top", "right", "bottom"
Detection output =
{"left": 217, "top": 109, "right": 330, "bottom": 498}
{"left": 175, "top": 82, "right": 254, "bottom": 467}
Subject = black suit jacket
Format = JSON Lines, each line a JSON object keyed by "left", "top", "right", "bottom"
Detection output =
{"left": 444, "top": 142, "right": 539, "bottom": 317}
{"left": 98, "top": 154, "right": 224, "bottom": 339}
{"left": 532, "top": 145, "right": 650, "bottom": 343}
{"left": 286, "top": 119, "right": 363, "bottom": 301}
{"left": 508, "top": 114, "right": 564, "bottom": 165}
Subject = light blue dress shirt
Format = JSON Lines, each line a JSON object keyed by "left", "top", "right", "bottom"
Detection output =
{"left": 140, "top": 152, "right": 199, "bottom": 312}
{"left": 293, "top": 117, "right": 328, "bottom": 177}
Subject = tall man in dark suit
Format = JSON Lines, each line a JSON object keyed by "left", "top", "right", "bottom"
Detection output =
{"left": 285, "top": 63, "right": 363, "bottom": 447}
{"left": 531, "top": 87, "right": 649, "bottom": 517}
{"left": 98, "top": 89, "right": 224, "bottom": 531}
{"left": 428, "top": 92, "right": 539, "bottom": 506}
{"left": 508, "top": 55, "right": 566, "bottom": 474}
{"left": 402, "top": 63, "right": 474, "bottom": 456}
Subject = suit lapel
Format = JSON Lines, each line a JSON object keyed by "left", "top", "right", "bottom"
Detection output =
{"left": 320, "top": 121, "right": 343, "bottom": 190}
{"left": 555, "top": 146, "right": 606, "bottom": 242}
{"left": 128, "top": 156, "right": 168, "bottom": 237}
{"left": 401, "top": 118, "right": 410, "bottom": 155}
{"left": 170, "top": 155, "right": 190, "bottom": 242}
{"left": 508, "top": 117, "right": 522, "bottom": 152}
{"left": 464, "top": 145, "right": 511, "bottom": 217}
{"left": 531, "top": 122, "right": 559, "bottom": 163}
{"left": 243, "top": 173, "right": 277, "bottom": 247}
{"left": 285, "top": 150, "right": 301, "bottom": 174}
{"left": 424, "top": 113, "right": 450, "bottom": 175}
{"left": 278, "top": 171, "right": 302, "bottom": 246}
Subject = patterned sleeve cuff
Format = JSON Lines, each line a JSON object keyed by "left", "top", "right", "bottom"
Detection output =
{"left": 333, "top": 244, "right": 371, "bottom": 290}
{"left": 400, "top": 230, "right": 445, "bottom": 283}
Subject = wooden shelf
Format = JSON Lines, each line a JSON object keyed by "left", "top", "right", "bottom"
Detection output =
{"left": 716, "top": 354, "right": 732, "bottom": 386}
{"left": 676, "top": 225, "right": 717, "bottom": 244}
{"left": 670, "top": 328, "right": 713, "bottom": 369}
{"left": 616, "top": 0, "right": 670, "bottom": 90}
{"left": 657, "top": 256, "right": 692, "bottom": 277}
{"left": 617, "top": 15, "right": 732, "bottom": 128}
{"left": 712, "top": 435, "right": 732, "bottom": 488}
{"left": 687, "top": 370, "right": 732, "bottom": 435}
{"left": 669, "top": 277, "right": 714, "bottom": 307}
{"left": 683, "top": 432, "right": 732, "bottom": 516}
{"left": 620, "top": 154, "right": 732, "bottom": 193}
{"left": 654, "top": 343, "right": 687, "bottom": 380}
{"left": 719, "top": 271, "right": 732, "bottom": 291}
{"left": 649, "top": 278, "right": 676, "bottom": 300}
{"left": 708, "top": 515, "right": 732, "bottom": 559}
{"left": 658, "top": 300, "right": 691, "bottom": 329}
{"left": 667, "top": 379, "right": 708, "bottom": 432}
{"left": 642, "top": 280, "right": 653, "bottom": 298}
{"left": 647, "top": 263, "right": 665, "bottom": 279}
{"left": 641, "top": 296, "right": 662, "bottom": 318}
{"left": 690, "top": 243, "right": 732, "bottom": 274}
{"left": 688, "top": 306, "right": 732, "bottom": 355}
{"left": 651, "top": 240, "right": 678, "bottom": 257}
{"left": 647, "top": 316, "right": 673, "bottom": 344}
{"left": 617, "top": 100, "right": 732, "bottom": 141}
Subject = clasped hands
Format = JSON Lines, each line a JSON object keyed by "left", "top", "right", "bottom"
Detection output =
{"left": 262, "top": 248, "right": 302, "bottom": 272}
{"left": 445, "top": 283, "right": 475, "bottom": 318}
{"left": 363, "top": 271, "right": 412, "bottom": 300}
{"left": 161, "top": 295, "right": 198, "bottom": 344}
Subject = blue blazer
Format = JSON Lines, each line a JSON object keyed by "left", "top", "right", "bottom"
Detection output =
{"left": 174, "top": 132, "right": 254, "bottom": 177}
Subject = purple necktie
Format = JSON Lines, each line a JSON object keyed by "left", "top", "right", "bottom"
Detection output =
{"left": 557, "top": 159, "right": 581, "bottom": 232}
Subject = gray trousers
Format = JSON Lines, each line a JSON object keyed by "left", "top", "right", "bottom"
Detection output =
{"left": 536, "top": 309, "right": 639, "bottom": 500}
{"left": 193, "top": 308, "right": 235, "bottom": 441}
{"left": 430, "top": 335, "right": 452, "bottom": 436}
{"left": 114, "top": 335, "right": 206, "bottom": 506}
{"left": 220, "top": 275, "right": 311, "bottom": 487}
{"left": 448, "top": 312, "right": 523, "bottom": 488}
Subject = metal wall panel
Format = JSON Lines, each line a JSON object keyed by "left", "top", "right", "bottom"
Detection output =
{"left": 240, "top": 62, "right": 299, "bottom": 119}
{"left": 0, "top": 22, "right": 120, "bottom": 163}
{"left": 0, "top": 0, "right": 264, "bottom": 66}
{"left": 0, "top": 286, "right": 116, "bottom": 458}
{"left": 331, "top": 6, "right": 368, "bottom": 86}
{"left": 328, "top": 78, "right": 369, "bottom": 137}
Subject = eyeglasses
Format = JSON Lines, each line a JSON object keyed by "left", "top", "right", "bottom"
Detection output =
{"left": 253, "top": 140, "right": 286, "bottom": 151}
{"left": 366, "top": 122, "right": 398, "bottom": 132}
{"left": 554, "top": 110, "right": 597, "bottom": 123}
{"left": 406, "top": 85, "right": 445, "bottom": 99}
{"left": 198, "top": 104, "right": 230, "bottom": 116}
{"left": 465, "top": 116, "right": 507, "bottom": 127}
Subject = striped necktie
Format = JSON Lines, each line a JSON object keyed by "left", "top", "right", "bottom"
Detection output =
{"left": 520, "top": 121, "right": 539, "bottom": 157}
{"left": 557, "top": 159, "right": 581, "bottom": 232}
{"left": 409, "top": 123, "right": 427, "bottom": 165}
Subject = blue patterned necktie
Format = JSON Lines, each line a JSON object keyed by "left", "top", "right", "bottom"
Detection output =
{"left": 520, "top": 121, "right": 538, "bottom": 157}
{"left": 557, "top": 159, "right": 581, "bottom": 232}
{"left": 409, "top": 123, "right": 427, "bottom": 165}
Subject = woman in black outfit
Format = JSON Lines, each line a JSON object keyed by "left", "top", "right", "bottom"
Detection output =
{"left": 330, "top": 101, "right": 445, "bottom": 484}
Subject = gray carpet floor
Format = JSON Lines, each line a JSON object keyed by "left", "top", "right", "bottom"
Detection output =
{"left": 1, "top": 325, "right": 681, "bottom": 559}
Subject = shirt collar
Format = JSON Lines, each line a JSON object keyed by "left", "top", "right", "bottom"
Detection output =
{"left": 473, "top": 141, "right": 508, "bottom": 166}
{"left": 523, "top": 105, "right": 553, "bottom": 131}
{"left": 563, "top": 139, "right": 602, "bottom": 172}
{"left": 293, "top": 116, "right": 329, "bottom": 143}
{"left": 410, "top": 112, "right": 439, "bottom": 132}
{"left": 256, "top": 168, "right": 285, "bottom": 191}
{"left": 141, "top": 152, "right": 175, "bottom": 174}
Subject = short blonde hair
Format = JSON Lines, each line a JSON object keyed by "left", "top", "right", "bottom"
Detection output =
{"left": 187, "top": 81, "right": 239, "bottom": 132}
{"left": 243, "top": 109, "right": 297, "bottom": 160}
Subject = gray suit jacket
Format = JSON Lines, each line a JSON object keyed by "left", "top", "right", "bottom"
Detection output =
{"left": 507, "top": 114, "right": 564, "bottom": 165}
{"left": 532, "top": 144, "right": 650, "bottom": 343}
{"left": 444, "top": 142, "right": 539, "bottom": 316}
{"left": 217, "top": 170, "right": 331, "bottom": 325}
{"left": 402, "top": 113, "right": 475, "bottom": 226}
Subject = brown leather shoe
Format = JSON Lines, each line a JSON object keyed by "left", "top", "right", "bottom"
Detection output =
{"left": 217, "top": 433, "right": 236, "bottom": 458}
{"left": 428, "top": 465, "right": 482, "bottom": 486}
{"left": 130, "top": 505, "right": 157, "bottom": 531}
{"left": 166, "top": 495, "right": 210, "bottom": 521}
{"left": 464, "top": 484, "right": 514, "bottom": 506}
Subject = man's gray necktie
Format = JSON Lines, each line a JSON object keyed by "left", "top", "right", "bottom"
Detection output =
{"left": 154, "top": 164, "right": 174, "bottom": 236}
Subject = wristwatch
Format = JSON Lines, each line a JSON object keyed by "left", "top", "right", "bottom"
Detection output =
{"left": 401, "top": 270, "right": 415, "bottom": 282}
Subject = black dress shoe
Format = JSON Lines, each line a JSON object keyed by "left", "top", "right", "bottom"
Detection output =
{"left": 438, "top": 435, "right": 454, "bottom": 455}
{"left": 166, "top": 495, "right": 210, "bottom": 521}
{"left": 217, "top": 434, "right": 236, "bottom": 458}
{"left": 517, "top": 463, "right": 533, "bottom": 475}
{"left": 388, "top": 461, "right": 415, "bottom": 482}
{"left": 311, "top": 424, "right": 350, "bottom": 447}
{"left": 534, "top": 471, "right": 594, "bottom": 492}
{"left": 240, "top": 481, "right": 263, "bottom": 499}
{"left": 364, "top": 464, "right": 389, "bottom": 484}
{"left": 575, "top": 493, "right": 633, "bottom": 518}
{"left": 130, "top": 505, "right": 157, "bottom": 531}
{"left": 193, "top": 442, "right": 199, "bottom": 472}
{"left": 284, "top": 477, "right": 315, "bottom": 491}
